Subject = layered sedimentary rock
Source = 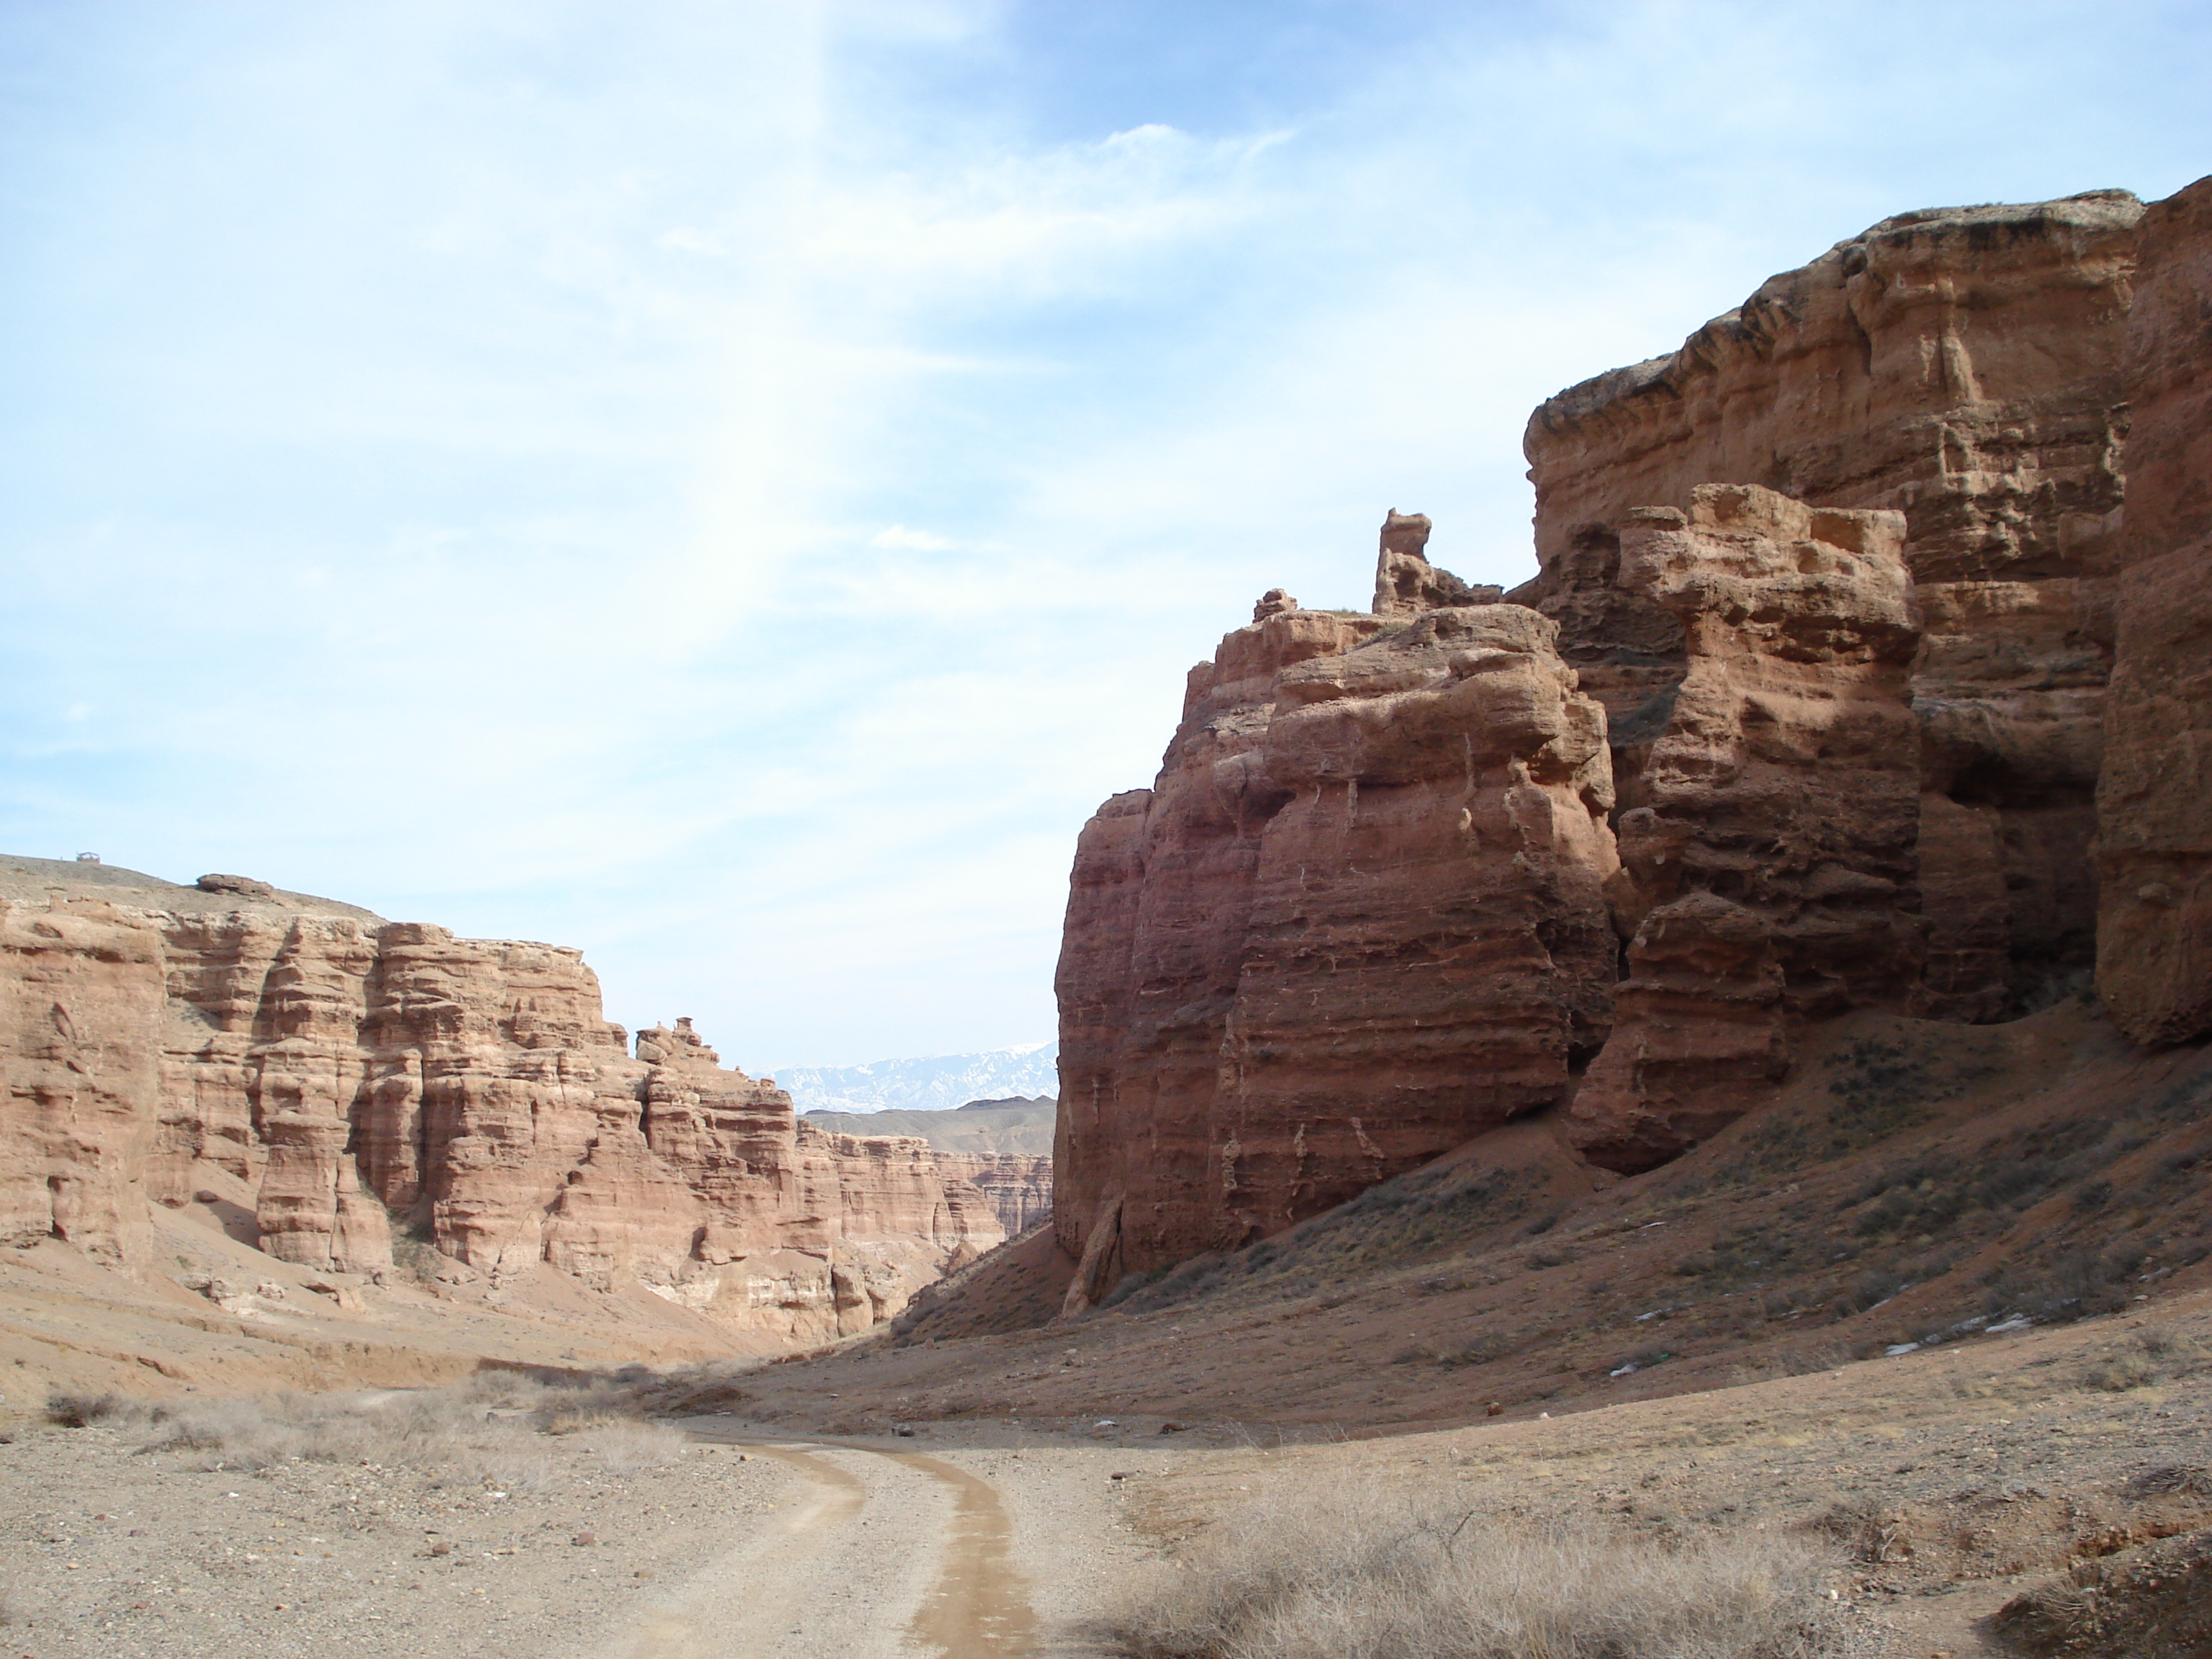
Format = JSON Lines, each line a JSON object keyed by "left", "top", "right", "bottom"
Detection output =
{"left": 1524, "top": 193, "right": 2141, "bottom": 1020}
{"left": 798, "top": 1099, "right": 1054, "bottom": 1233}
{"left": 1055, "top": 529, "right": 1619, "bottom": 1282}
{"left": 1569, "top": 487, "right": 1920, "bottom": 1169}
{"left": 1058, "top": 183, "right": 2212, "bottom": 1295}
{"left": 2097, "top": 177, "right": 2212, "bottom": 1044}
{"left": 0, "top": 860, "right": 999, "bottom": 1341}
{"left": 938, "top": 1151, "right": 1053, "bottom": 1233}
{"left": 0, "top": 900, "right": 166, "bottom": 1267}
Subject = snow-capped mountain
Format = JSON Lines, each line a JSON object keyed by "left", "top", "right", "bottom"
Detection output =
{"left": 769, "top": 1042, "right": 1058, "bottom": 1115}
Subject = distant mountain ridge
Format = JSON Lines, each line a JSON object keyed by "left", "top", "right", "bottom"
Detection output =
{"left": 770, "top": 1044, "right": 1057, "bottom": 1115}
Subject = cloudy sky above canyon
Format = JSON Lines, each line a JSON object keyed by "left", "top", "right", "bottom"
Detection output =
{"left": 4, "top": 0, "right": 2209, "bottom": 1071}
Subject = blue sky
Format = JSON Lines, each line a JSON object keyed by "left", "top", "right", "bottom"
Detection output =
{"left": 4, "top": 0, "right": 2208, "bottom": 1070}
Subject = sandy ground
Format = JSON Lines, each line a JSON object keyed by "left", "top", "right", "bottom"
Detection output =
{"left": 0, "top": 1403, "right": 1160, "bottom": 1659}
{"left": 3, "top": 1293, "right": 2208, "bottom": 1659}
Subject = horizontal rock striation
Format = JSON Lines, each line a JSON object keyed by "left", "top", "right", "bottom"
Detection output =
{"left": 2097, "top": 175, "right": 2212, "bottom": 1043}
{"left": 1055, "top": 522, "right": 1619, "bottom": 1284}
{"left": 1524, "top": 192, "right": 2141, "bottom": 1022}
{"left": 1058, "top": 179, "right": 2212, "bottom": 1300}
{"left": 934, "top": 1151, "right": 1053, "bottom": 1234}
{"left": 1570, "top": 487, "right": 1920, "bottom": 1169}
{"left": 0, "top": 863, "right": 999, "bottom": 1341}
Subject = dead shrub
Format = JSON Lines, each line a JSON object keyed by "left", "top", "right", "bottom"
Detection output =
{"left": 588, "top": 1418, "right": 687, "bottom": 1474}
{"left": 2080, "top": 1326, "right": 2211, "bottom": 1393}
{"left": 1107, "top": 1477, "right": 1846, "bottom": 1658}
{"left": 135, "top": 1387, "right": 565, "bottom": 1488}
{"left": 43, "top": 1390, "right": 137, "bottom": 1428}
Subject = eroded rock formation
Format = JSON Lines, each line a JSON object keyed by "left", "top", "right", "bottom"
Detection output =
{"left": 1571, "top": 487, "right": 1919, "bottom": 1169}
{"left": 2097, "top": 176, "right": 2212, "bottom": 1044}
{"left": 1524, "top": 193, "right": 2141, "bottom": 1021}
{"left": 1, "top": 900, "right": 165, "bottom": 1266}
{"left": 1058, "top": 179, "right": 2212, "bottom": 1292}
{"left": 1055, "top": 516, "right": 1619, "bottom": 1281}
{"left": 0, "top": 862, "right": 1000, "bottom": 1341}
{"left": 937, "top": 1151, "right": 1053, "bottom": 1234}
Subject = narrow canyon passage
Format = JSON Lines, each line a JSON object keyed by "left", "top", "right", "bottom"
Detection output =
{"left": 595, "top": 1427, "right": 1040, "bottom": 1659}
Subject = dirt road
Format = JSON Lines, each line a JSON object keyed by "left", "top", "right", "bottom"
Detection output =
{"left": 603, "top": 1428, "right": 1039, "bottom": 1659}
{"left": 0, "top": 1405, "right": 1152, "bottom": 1659}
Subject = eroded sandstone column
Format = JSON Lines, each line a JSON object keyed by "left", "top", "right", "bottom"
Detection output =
{"left": 1056, "top": 584, "right": 1619, "bottom": 1278}
{"left": 1570, "top": 485, "right": 1919, "bottom": 1169}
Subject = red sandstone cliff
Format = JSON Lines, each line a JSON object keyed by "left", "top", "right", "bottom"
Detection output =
{"left": 1055, "top": 180, "right": 2212, "bottom": 1294}
{"left": 2097, "top": 176, "right": 2212, "bottom": 1044}
{"left": 1524, "top": 192, "right": 2141, "bottom": 1025}
{"left": 1054, "top": 582, "right": 1619, "bottom": 1295}
{"left": 1570, "top": 487, "right": 1920, "bottom": 1169}
{"left": 0, "top": 860, "right": 999, "bottom": 1341}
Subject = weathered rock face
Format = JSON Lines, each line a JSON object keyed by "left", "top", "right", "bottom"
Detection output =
{"left": 1525, "top": 193, "right": 2141, "bottom": 595}
{"left": 0, "top": 861, "right": 999, "bottom": 1341}
{"left": 2097, "top": 176, "right": 2212, "bottom": 1044}
{"left": 1374, "top": 511, "right": 1503, "bottom": 615}
{"left": 0, "top": 900, "right": 165, "bottom": 1267}
{"left": 1570, "top": 487, "right": 1920, "bottom": 1169}
{"left": 1057, "top": 184, "right": 2212, "bottom": 1295}
{"left": 1524, "top": 193, "right": 2142, "bottom": 1022}
{"left": 937, "top": 1151, "right": 1054, "bottom": 1234}
{"left": 1056, "top": 520, "right": 1619, "bottom": 1280}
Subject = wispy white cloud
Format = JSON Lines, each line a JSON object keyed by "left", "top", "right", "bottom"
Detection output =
{"left": 4, "top": 0, "right": 2208, "bottom": 1064}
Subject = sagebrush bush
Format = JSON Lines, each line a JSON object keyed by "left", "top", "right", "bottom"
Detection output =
{"left": 1109, "top": 1478, "right": 1845, "bottom": 1659}
{"left": 44, "top": 1389, "right": 133, "bottom": 1427}
{"left": 2081, "top": 1326, "right": 2210, "bottom": 1393}
{"left": 118, "top": 1369, "right": 672, "bottom": 1488}
{"left": 135, "top": 1388, "right": 545, "bottom": 1486}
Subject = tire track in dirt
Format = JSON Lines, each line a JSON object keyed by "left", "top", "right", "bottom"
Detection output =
{"left": 889, "top": 1449, "right": 1038, "bottom": 1658}
{"left": 599, "top": 1427, "right": 1038, "bottom": 1659}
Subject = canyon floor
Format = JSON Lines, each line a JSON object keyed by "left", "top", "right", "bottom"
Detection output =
{"left": 4, "top": 999, "right": 2209, "bottom": 1655}
{"left": 1, "top": 1292, "right": 2208, "bottom": 1658}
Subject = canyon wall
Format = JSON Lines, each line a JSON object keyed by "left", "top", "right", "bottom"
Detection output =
{"left": 1054, "top": 588, "right": 1619, "bottom": 1290}
{"left": 2097, "top": 176, "right": 2212, "bottom": 1043}
{"left": 799, "top": 1100, "right": 1055, "bottom": 1234}
{"left": 0, "top": 862, "right": 1000, "bottom": 1341}
{"left": 1057, "top": 181, "right": 2212, "bottom": 1287}
{"left": 1524, "top": 192, "right": 2141, "bottom": 1025}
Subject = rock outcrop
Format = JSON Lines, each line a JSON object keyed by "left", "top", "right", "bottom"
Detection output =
{"left": 935, "top": 1151, "right": 1053, "bottom": 1233}
{"left": 1056, "top": 180, "right": 2212, "bottom": 1298}
{"left": 1570, "top": 487, "right": 1919, "bottom": 1169}
{"left": 1524, "top": 193, "right": 2141, "bottom": 1021}
{"left": 1374, "top": 511, "right": 1502, "bottom": 615}
{"left": 1, "top": 900, "right": 165, "bottom": 1267}
{"left": 2096, "top": 176, "right": 2212, "bottom": 1044}
{"left": 1055, "top": 516, "right": 1619, "bottom": 1277}
{"left": 797, "top": 1098, "right": 1054, "bottom": 1233}
{"left": 0, "top": 860, "right": 1000, "bottom": 1341}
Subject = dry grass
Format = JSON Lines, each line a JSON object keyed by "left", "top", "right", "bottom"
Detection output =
{"left": 47, "top": 1367, "right": 686, "bottom": 1490}
{"left": 1109, "top": 1479, "right": 1848, "bottom": 1659}
{"left": 2078, "top": 1326, "right": 2210, "bottom": 1393}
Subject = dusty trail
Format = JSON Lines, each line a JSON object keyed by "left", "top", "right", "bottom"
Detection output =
{"left": 597, "top": 1426, "right": 1040, "bottom": 1659}
{"left": 896, "top": 1449, "right": 1038, "bottom": 1658}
